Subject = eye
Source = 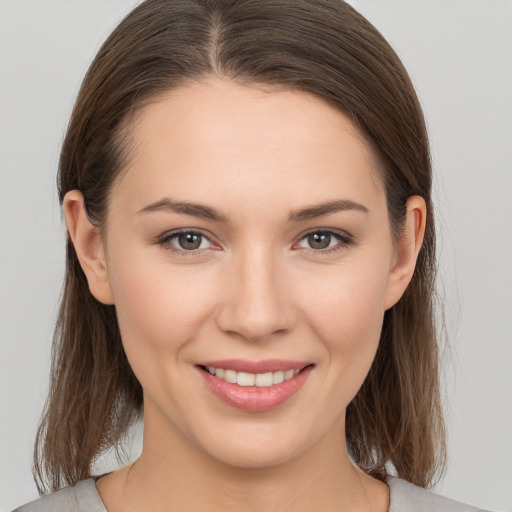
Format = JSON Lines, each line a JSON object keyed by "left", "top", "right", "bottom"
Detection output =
{"left": 296, "top": 230, "right": 352, "bottom": 253}
{"left": 158, "top": 229, "right": 215, "bottom": 254}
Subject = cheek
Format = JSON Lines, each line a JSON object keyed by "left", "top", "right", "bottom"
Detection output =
{"left": 301, "top": 258, "right": 389, "bottom": 337}
{"left": 298, "top": 260, "right": 389, "bottom": 396}
{"left": 107, "top": 247, "right": 219, "bottom": 369}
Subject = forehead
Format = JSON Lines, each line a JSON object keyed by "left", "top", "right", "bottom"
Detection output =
{"left": 112, "top": 77, "right": 385, "bottom": 217}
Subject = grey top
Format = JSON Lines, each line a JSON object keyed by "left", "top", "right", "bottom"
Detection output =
{"left": 12, "top": 476, "right": 488, "bottom": 512}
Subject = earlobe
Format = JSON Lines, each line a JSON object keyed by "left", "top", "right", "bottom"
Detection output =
{"left": 384, "top": 195, "right": 426, "bottom": 310}
{"left": 63, "top": 190, "right": 114, "bottom": 305}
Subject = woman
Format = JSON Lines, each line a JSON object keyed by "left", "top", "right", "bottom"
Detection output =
{"left": 12, "top": 1, "right": 489, "bottom": 510}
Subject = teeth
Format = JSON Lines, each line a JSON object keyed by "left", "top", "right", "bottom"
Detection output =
{"left": 205, "top": 366, "right": 302, "bottom": 387}
{"left": 255, "top": 372, "right": 273, "bottom": 387}
{"left": 224, "top": 369, "right": 237, "bottom": 383}
{"left": 273, "top": 370, "right": 285, "bottom": 384}
{"left": 237, "top": 372, "right": 255, "bottom": 386}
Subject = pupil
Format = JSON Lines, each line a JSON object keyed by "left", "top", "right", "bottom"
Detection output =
{"left": 308, "top": 233, "right": 331, "bottom": 249}
{"left": 179, "top": 233, "right": 202, "bottom": 250}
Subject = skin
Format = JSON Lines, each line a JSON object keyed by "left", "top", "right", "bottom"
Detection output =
{"left": 65, "top": 77, "right": 426, "bottom": 512}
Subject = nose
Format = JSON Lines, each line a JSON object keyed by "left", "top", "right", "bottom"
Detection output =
{"left": 215, "top": 248, "right": 298, "bottom": 342}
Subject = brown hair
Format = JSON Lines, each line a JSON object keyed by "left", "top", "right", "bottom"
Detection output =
{"left": 34, "top": 0, "right": 445, "bottom": 493}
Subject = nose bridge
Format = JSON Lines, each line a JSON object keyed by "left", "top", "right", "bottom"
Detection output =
{"left": 216, "top": 242, "right": 296, "bottom": 341}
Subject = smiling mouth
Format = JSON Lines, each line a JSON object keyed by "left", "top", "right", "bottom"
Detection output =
{"left": 199, "top": 366, "right": 303, "bottom": 387}
{"left": 197, "top": 362, "right": 313, "bottom": 412}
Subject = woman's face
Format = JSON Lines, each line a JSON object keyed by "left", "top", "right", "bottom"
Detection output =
{"left": 87, "top": 78, "right": 414, "bottom": 468}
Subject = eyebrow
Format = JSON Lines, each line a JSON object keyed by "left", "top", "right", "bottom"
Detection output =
{"left": 288, "top": 199, "right": 369, "bottom": 221}
{"left": 138, "top": 198, "right": 229, "bottom": 222}
{"left": 138, "top": 197, "right": 368, "bottom": 222}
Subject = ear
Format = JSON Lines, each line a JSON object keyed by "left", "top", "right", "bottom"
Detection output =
{"left": 63, "top": 190, "right": 114, "bottom": 305}
{"left": 384, "top": 195, "right": 427, "bottom": 310}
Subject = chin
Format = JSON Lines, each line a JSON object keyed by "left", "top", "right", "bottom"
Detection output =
{"left": 192, "top": 420, "right": 320, "bottom": 471}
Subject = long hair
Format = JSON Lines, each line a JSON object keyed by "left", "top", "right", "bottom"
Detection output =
{"left": 34, "top": 0, "right": 445, "bottom": 493}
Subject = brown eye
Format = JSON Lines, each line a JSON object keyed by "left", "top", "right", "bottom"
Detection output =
{"left": 177, "top": 232, "right": 203, "bottom": 250}
{"left": 158, "top": 230, "right": 213, "bottom": 253}
{"left": 307, "top": 232, "right": 332, "bottom": 250}
{"left": 296, "top": 230, "right": 352, "bottom": 253}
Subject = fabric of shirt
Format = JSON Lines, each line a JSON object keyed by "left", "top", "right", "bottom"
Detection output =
{"left": 11, "top": 476, "right": 489, "bottom": 512}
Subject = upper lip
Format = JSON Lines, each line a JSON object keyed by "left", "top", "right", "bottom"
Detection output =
{"left": 197, "top": 359, "right": 312, "bottom": 374}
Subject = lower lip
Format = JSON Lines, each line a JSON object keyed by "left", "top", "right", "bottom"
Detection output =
{"left": 197, "top": 365, "right": 313, "bottom": 412}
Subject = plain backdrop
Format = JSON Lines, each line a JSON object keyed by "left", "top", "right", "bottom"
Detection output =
{"left": 0, "top": 1, "right": 511, "bottom": 511}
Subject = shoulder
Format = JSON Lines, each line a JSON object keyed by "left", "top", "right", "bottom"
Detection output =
{"left": 388, "top": 477, "right": 489, "bottom": 512}
{"left": 11, "top": 479, "right": 106, "bottom": 512}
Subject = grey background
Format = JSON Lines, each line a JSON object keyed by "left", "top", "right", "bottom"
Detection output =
{"left": 1, "top": 1, "right": 511, "bottom": 510}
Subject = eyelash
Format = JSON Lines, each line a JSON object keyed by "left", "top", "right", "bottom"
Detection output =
{"left": 156, "top": 228, "right": 353, "bottom": 257}
{"left": 295, "top": 229, "right": 353, "bottom": 254}
{"left": 156, "top": 229, "right": 216, "bottom": 257}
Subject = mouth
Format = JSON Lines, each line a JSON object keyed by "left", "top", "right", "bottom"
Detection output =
{"left": 199, "top": 365, "right": 302, "bottom": 387}
{"left": 196, "top": 361, "right": 314, "bottom": 412}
